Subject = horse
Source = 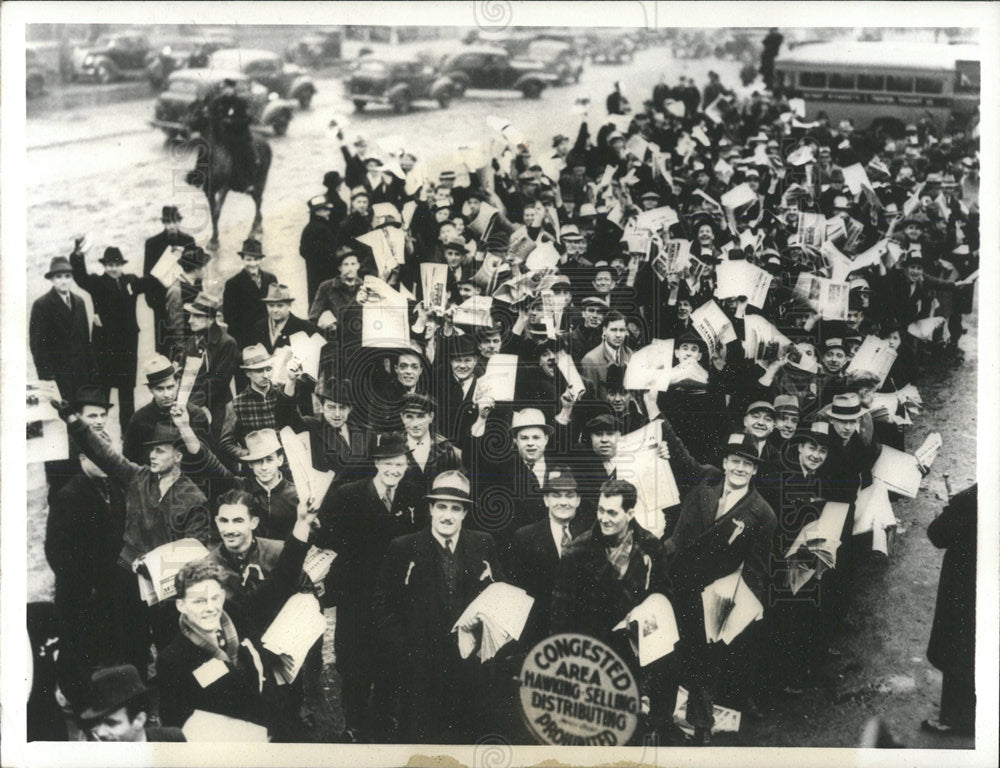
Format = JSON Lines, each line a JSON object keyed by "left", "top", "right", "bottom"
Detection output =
{"left": 185, "top": 106, "right": 272, "bottom": 252}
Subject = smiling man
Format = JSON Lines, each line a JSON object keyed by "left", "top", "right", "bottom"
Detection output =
{"left": 372, "top": 471, "right": 502, "bottom": 744}
{"left": 580, "top": 310, "right": 633, "bottom": 391}
{"left": 78, "top": 665, "right": 185, "bottom": 742}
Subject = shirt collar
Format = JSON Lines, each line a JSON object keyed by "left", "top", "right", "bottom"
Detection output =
{"left": 372, "top": 476, "right": 396, "bottom": 500}
{"left": 432, "top": 529, "right": 460, "bottom": 551}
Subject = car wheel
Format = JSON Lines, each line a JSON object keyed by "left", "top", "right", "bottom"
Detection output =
{"left": 353, "top": 99, "right": 367, "bottom": 112}
{"left": 26, "top": 74, "right": 45, "bottom": 99}
{"left": 437, "top": 92, "right": 451, "bottom": 109}
{"left": 297, "top": 90, "right": 314, "bottom": 109}
{"left": 391, "top": 93, "right": 411, "bottom": 114}
{"left": 521, "top": 81, "right": 543, "bottom": 99}
{"left": 452, "top": 79, "right": 467, "bottom": 97}
{"left": 96, "top": 62, "right": 114, "bottom": 85}
{"left": 272, "top": 114, "right": 290, "bottom": 136}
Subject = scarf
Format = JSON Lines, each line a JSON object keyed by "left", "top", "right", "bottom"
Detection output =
{"left": 179, "top": 611, "right": 239, "bottom": 665}
{"left": 603, "top": 526, "right": 635, "bottom": 580}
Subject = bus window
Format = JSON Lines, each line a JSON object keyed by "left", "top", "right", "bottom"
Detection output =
{"left": 799, "top": 71, "right": 826, "bottom": 88}
{"left": 914, "top": 77, "right": 944, "bottom": 95}
{"left": 829, "top": 72, "right": 855, "bottom": 89}
{"left": 885, "top": 75, "right": 914, "bottom": 93}
{"left": 954, "top": 61, "right": 980, "bottom": 93}
{"left": 857, "top": 73, "right": 885, "bottom": 91}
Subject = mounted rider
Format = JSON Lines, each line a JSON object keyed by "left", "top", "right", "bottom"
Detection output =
{"left": 208, "top": 78, "right": 258, "bottom": 192}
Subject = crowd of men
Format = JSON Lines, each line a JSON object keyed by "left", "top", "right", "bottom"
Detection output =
{"left": 28, "top": 56, "right": 979, "bottom": 746}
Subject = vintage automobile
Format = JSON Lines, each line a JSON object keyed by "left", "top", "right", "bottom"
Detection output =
{"left": 438, "top": 46, "right": 559, "bottom": 99}
{"left": 76, "top": 32, "right": 152, "bottom": 83}
{"left": 285, "top": 29, "right": 343, "bottom": 68}
{"left": 26, "top": 48, "right": 46, "bottom": 99}
{"left": 346, "top": 57, "right": 457, "bottom": 113}
{"left": 150, "top": 68, "right": 297, "bottom": 139}
{"left": 209, "top": 48, "right": 316, "bottom": 108}
{"left": 145, "top": 36, "right": 235, "bottom": 91}
{"left": 522, "top": 38, "right": 584, "bottom": 85}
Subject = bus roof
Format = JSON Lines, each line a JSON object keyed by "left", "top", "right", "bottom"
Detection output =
{"left": 778, "top": 41, "right": 980, "bottom": 71}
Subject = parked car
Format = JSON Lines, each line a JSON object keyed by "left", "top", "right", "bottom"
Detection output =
{"left": 150, "top": 68, "right": 296, "bottom": 139}
{"left": 346, "top": 57, "right": 457, "bottom": 113}
{"left": 76, "top": 32, "right": 151, "bottom": 83}
{"left": 26, "top": 49, "right": 46, "bottom": 98}
{"left": 146, "top": 36, "right": 235, "bottom": 91}
{"left": 209, "top": 48, "right": 316, "bottom": 108}
{"left": 439, "top": 46, "right": 559, "bottom": 98}
{"left": 522, "top": 38, "right": 584, "bottom": 85}
{"left": 285, "top": 29, "right": 342, "bottom": 68}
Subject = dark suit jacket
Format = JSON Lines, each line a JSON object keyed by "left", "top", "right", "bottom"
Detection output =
{"left": 403, "top": 433, "right": 465, "bottom": 493}
{"left": 249, "top": 312, "right": 319, "bottom": 355}
{"left": 183, "top": 323, "right": 239, "bottom": 425}
{"left": 29, "top": 288, "right": 94, "bottom": 398}
{"left": 145, "top": 726, "right": 186, "bottom": 741}
{"left": 372, "top": 527, "right": 503, "bottom": 743}
{"left": 222, "top": 269, "right": 277, "bottom": 349}
{"left": 509, "top": 514, "right": 590, "bottom": 645}
{"left": 143, "top": 229, "right": 195, "bottom": 314}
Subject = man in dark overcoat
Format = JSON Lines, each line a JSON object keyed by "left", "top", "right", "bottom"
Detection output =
{"left": 222, "top": 237, "right": 276, "bottom": 391}
{"left": 143, "top": 206, "right": 195, "bottom": 355}
{"left": 372, "top": 471, "right": 503, "bottom": 744}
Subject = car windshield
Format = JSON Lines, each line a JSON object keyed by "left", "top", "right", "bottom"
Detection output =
{"left": 357, "top": 60, "right": 388, "bottom": 73}
{"left": 526, "top": 40, "right": 568, "bottom": 60}
{"left": 166, "top": 78, "right": 204, "bottom": 96}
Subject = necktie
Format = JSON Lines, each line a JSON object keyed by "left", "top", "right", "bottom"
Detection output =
{"left": 716, "top": 491, "right": 730, "bottom": 520}
{"left": 561, "top": 524, "right": 572, "bottom": 552}
{"left": 216, "top": 629, "right": 227, "bottom": 652}
{"left": 382, "top": 488, "right": 393, "bottom": 512}
{"left": 444, "top": 538, "right": 454, "bottom": 555}
{"left": 63, "top": 294, "right": 72, "bottom": 309}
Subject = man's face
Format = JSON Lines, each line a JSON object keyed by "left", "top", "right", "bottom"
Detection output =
{"left": 593, "top": 270, "right": 615, "bottom": 295}
{"left": 458, "top": 283, "right": 478, "bottom": 300}
{"left": 831, "top": 417, "right": 858, "bottom": 441}
{"left": 597, "top": 494, "right": 632, "bottom": 541}
{"left": 165, "top": 221, "right": 181, "bottom": 236}
{"left": 185, "top": 266, "right": 205, "bottom": 282}
{"left": 697, "top": 225, "right": 714, "bottom": 246}
{"left": 242, "top": 255, "right": 262, "bottom": 276}
{"left": 104, "top": 264, "right": 124, "bottom": 279}
{"left": 50, "top": 273, "right": 74, "bottom": 294}
{"left": 522, "top": 207, "right": 539, "bottom": 227}
{"left": 248, "top": 451, "right": 282, "bottom": 486}
{"left": 722, "top": 454, "right": 757, "bottom": 489}
{"left": 339, "top": 255, "right": 360, "bottom": 281}
{"left": 176, "top": 578, "right": 226, "bottom": 633}
{"left": 438, "top": 223, "right": 457, "bottom": 243}
{"left": 743, "top": 409, "right": 775, "bottom": 439}
{"left": 885, "top": 331, "right": 902, "bottom": 350}
{"left": 444, "top": 247, "right": 464, "bottom": 269}
{"left": 582, "top": 305, "right": 605, "bottom": 328}
{"left": 906, "top": 262, "right": 924, "bottom": 283}
{"left": 187, "top": 313, "right": 212, "bottom": 333}
{"left": 822, "top": 348, "right": 847, "bottom": 374}
{"left": 604, "top": 389, "right": 628, "bottom": 414}
{"left": 544, "top": 490, "right": 580, "bottom": 523}
{"left": 402, "top": 409, "right": 433, "bottom": 438}
{"left": 247, "top": 365, "right": 272, "bottom": 390}
{"left": 216, "top": 503, "right": 259, "bottom": 555}
{"left": 641, "top": 197, "right": 659, "bottom": 211}
{"left": 776, "top": 412, "right": 799, "bottom": 440}
{"left": 149, "top": 377, "right": 179, "bottom": 409}
{"left": 374, "top": 455, "right": 407, "bottom": 488}
{"left": 590, "top": 430, "right": 619, "bottom": 458}
{"left": 77, "top": 404, "right": 108, "bottom": 433}
{"left": 603, "top": 320, "right": 627, "bottom": 349}
{"left": 464, "top": 197, "right": 481, "bottom": 217}
{"left": 675, "top": 342, "right": 702, "bottom": 365}
{"left": 430, "top": 499, "right": 467, "bottom": 539}
{"left": 395, "top": 354, "right": 422, "bottom": 388}
{"left": 148, "top": 443, "right": 180, "bottom": 474}
{"left": 904, "top": 224, "right": 922, "bottom": 242}
{"left": 538, "top": 350, "right": 556, "bottom": 377}
{"left": 515, "top": 427, "right": 548, "bottom": 461}
{"left": 267, "top": 301, "right": 292, "bottom": 324}
{"left": 351, "top": 196, "right": 369, "bottom": 215}
{"left": 676, "top": 300, "right": 692, "bottom": 321}
{"left": 798, "top": 439, "right": 828, "bottom": 472}
{"left": 565, "top": 239, "right": 585, "bottom": 257}
{"left": 320, "top": 399, "right": 351, "bottom": 429}
{"left": 450, "top": 353, "right": 477, "bottom": 380}
{"left": 85, "top": 706, "right": 146, "bottom": 742}
{"left": 478, "top": 333, "right": 502, "bottom": 358}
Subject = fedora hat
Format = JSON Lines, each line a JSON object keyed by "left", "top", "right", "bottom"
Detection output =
{"left": 44, "top": 256, "right": 74, "bottom": 279}
{"left": 445, "top": 333, "right": 478, "bottom": 359}
{"left": 790, "top": 420, "right": 834, "bottom": 449}
{"left": 178, "top": 244, "right": 210, "bottom": 271}
{"left": 238, "top": 238, "right": 266, "bottom": 259}
{"left": 142, "top": 355, "right": 177, "bottom": 385}
{"left": 98, "top": 247, "right": 127, "bottom": 266}
{"left": 183, "top": 292, "right": 221, "bottom": 317}
{"left": 260, "top": 283, "right": 294, "bottom": 304}
{"left": 242, "top": 428, "right": 282, "bottom": 462}
{"left": 142, "top": 423, "right": 183, "bottom": 448}
{"left": 240, "top": 344, "right": 273, "bottom": 370}
{"left": 828, "top": 393, "right": 863, "bottom": 420}
{"left": 161, "top": 205, "right": 183, "bottom": 223}
{"left": 401, "top": 392, "right": 437, "bottom": 414}
{"left": 509, "top": 408, "right": 553, "bottom": 435}
{"left": 425, "top": 470, "right": 473, "bottom": 505}
{"left": 539, "top": 466, "right": 579, "bottom": 494}
{"left": 585, "top": 413, "right": 622, "bottom": 434}
{"left": 78, "top": 665, "right": 148, "bottom": 723}
{"left": 371, "top": 432, "right": 408, "bottom": 460}
{"left": 773, "top": 394, "right": 800, "bottom": 415}
{"left": 71, "top": 384, "right": 113, "bottom": 411}
{"left": 323, "top": 170, "right": 343, "bottom": 190}
{"left": 316, "top": 377, "right": 353, "bottom": 404}
{"left": 720, "top": 432, "right": 763, "bottom": 464}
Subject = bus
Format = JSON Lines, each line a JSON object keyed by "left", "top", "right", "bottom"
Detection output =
{"left": 774, "top": 41, "right": 980, "bottom": 136}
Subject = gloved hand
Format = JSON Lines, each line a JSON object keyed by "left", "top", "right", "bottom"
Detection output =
{"left": 51, "top": 399, "right": 75, "bottom": 422}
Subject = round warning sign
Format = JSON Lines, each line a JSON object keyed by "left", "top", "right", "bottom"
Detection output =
{"left": 519, "top": 633, "right": 640, "bottom": 746}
